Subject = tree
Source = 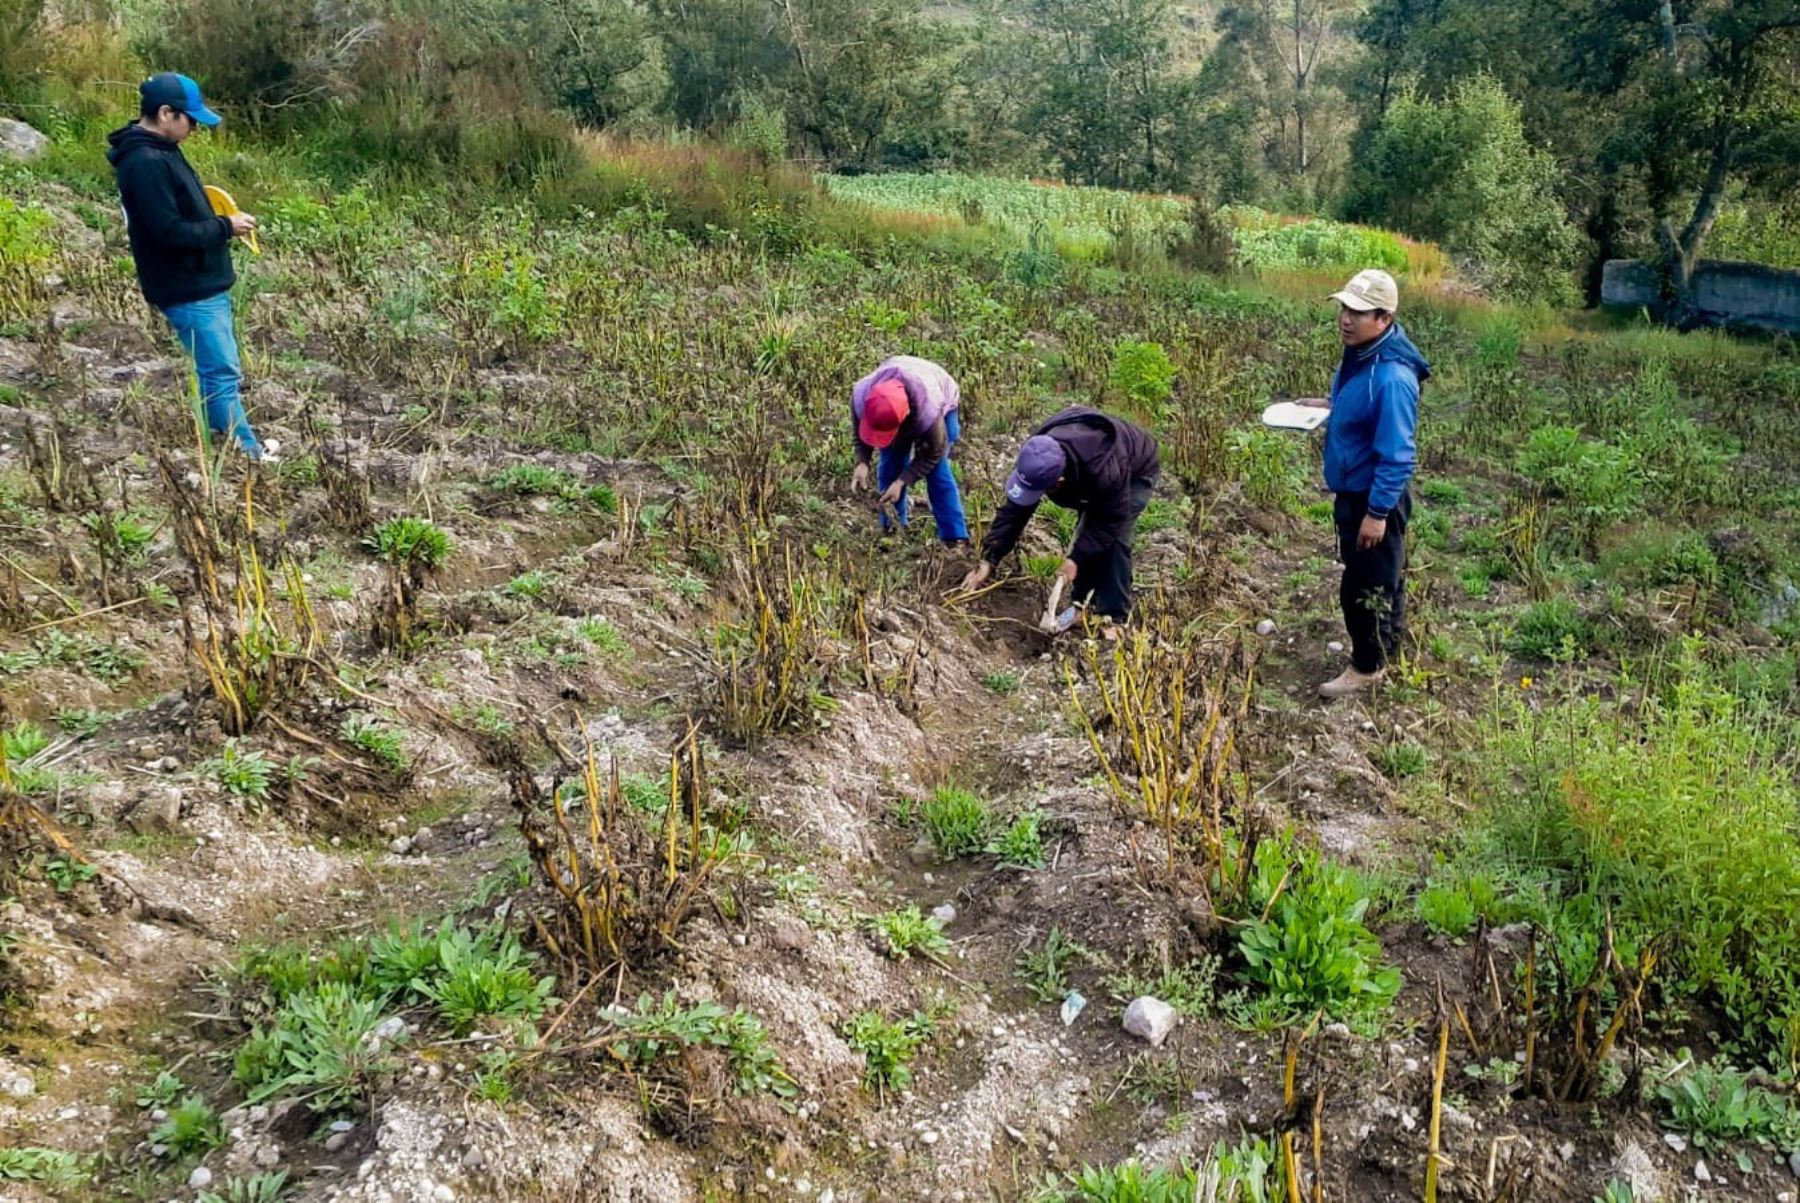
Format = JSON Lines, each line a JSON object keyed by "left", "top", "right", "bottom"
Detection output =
{"left": 1345, "top": 74, "right": 1580, "bottom": 303}
{"left": 542, "top": 0, "right": 664, "bottom": 129}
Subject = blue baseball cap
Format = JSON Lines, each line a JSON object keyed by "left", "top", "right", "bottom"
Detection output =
{"left": 1005, "top": 435, "right": 1066, "bottom": 506}
{"left": 140, "top": 73, "right": 221, "bottom": 127}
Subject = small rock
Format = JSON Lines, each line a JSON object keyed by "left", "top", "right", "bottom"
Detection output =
{"left": 0, "top": 117, "right": 49, "bottom": 161}
{"left": 731, "top": 933, "right": 747, "bottom": 947}
{"left": 330, "top": 1120, "right": 355, "bottom": 1133}
{"left": 1694, "top": 1159, "right": 1710, "bottom": 1184}
{"left": 325, "top": 1132, "right": 349, "bottom": 1152}
{"left": 920, "top": 1130, "right": 939, "bottom": 1146}
{"left": 1789, "top": 1148, "right": 1800, "bottom": 1178}
{"left": 390, "top": 836, "right": 414, "bottom": 855}
{"left": 433, "top": 1185, "right": 456, "bottom": 1202}
{"left": 1664, "top": 1132, "right": 1688, "bottom": 1153}
{"left": 0, "top": 1070, "right": 35, "bottom": 1099}
{"left": 819, "top": 1190, "right": 835, "bottom": 1203}
{"left": 907, "top": 839, "right": 935, "bottom": 866}
{"left": 1323, "top": 1022, "right": 1352, "bottom": 1040}
{"left": 463, "top": 1147, "right": 486, "bottom": 1170}
{"left": 931, "top": 903, "right": 957, "bottom": 925}
{"left": 188, "top": 1167, "right": 213, "bottom": 1190}
{"left": 1557, "top": 1142, "right": 1574, "bottom": 1162}
{"left": 254, "top": 1144, "right": 280, "bottom": 1169}
{"left": 1327, "top": 641, "right": 1345, "bottom": 654}
{"left": 1255, "top": 619, "right": 1276, "bottom": 636}
{"left": 1122, "top": 996, "right": 1177, "bottom": 1047}
{"left": 1610, "top": 1140, "right": 1660, "bottom": 1201}
{"left": 770, "top": 916, "right": 811, "bottom": 952}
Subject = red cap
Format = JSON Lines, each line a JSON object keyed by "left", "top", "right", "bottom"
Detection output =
{"left": 859, "top": 378, "right": 910, "bottom": 448}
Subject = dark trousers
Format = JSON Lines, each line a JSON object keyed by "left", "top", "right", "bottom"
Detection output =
{"left": 1074, "top": 476, "right": 1156, "bottom": 620}
{"left": 1334, "top": 489, "right": 1410, "bottom": 673}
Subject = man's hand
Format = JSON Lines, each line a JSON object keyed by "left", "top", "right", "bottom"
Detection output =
{"left": 1295, "top": 396, "right": 1331, "bottom": 409}
{"left": 879, "top": 479, "right": 905, "bottom": 507}
{"left": 958, "top": 561, "right": 992, "bottom": 592}
{"left": 227, "top": 212, "right": 257, "bottom": 238}
{"left": 1357, "top": 514, "right": 1387, "bottom": 550}
{"left": 1056, "top": 558, "right": 1078, "bottom": 585}
{"left": 850, "top": 462, "right": 870, "bottom": 492}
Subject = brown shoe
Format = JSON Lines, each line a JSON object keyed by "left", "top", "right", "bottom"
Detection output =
{"left": 1318, "top": 667, "right": 1384, "bottom": 699}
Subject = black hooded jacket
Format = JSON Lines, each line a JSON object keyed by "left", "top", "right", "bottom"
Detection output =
{"left": 106, "top": 123, "right": 235, "bottom": 309}
{"left": 981, "top": 407, "right": 1161, "bottom": 568}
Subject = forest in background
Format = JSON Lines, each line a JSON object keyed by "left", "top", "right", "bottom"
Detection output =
{"left": 3, "top": 0, "right": 1797, "bottom": 313}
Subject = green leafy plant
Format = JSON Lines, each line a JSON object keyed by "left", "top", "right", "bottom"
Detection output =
{"left": 989, "top": 810, "right": 1047, "bottom": 869}
{"left": 1507, "top": 599, "right": 1590, "bottom": 662}
{"left": 339, "top": 714, "right": 409, "bottom": 773}
{"left": 981, "top": 670, "right": 1020, "bottom": 695}
{"left": 1105, "top": 956, "right": 1219, "bottom": 1018}
{"left": 42, "top": 855, "right": 97, "bottom": 893}
{"left": 417, "top": 926, "right": 554, "bottom": 1036}
{"left": 489, "top": 463, "right": 576, "bottom": 497}
{"left": 202, "top": 739, "right": 275, "bottom": 802}
{"left": 1657, "top": 1058, "right": 1800, "bottom": 1150}
{"left": 2, "top": 719, "right": 49, "bottom": 762}
{"left": 576, "top": 616, "right": 627, "bottom": 654}
{"left": 610, "top": 991, "right": 795, "bottom": 1097}
{"left": 0, "top": 1147, "right": 89, "bottom": 1188}
{"left": 197, "top": 1171, "right": 291, "bottom": 1203}
{"left": 365, "top": 517, "right": 453, "bottom": 572}
{"left": 1375, "top": 742, "right": 1428, "bottom": 779}
{"left": 152, "top": 1095, "right": 224, "bottom": 1157}
{"left": 869, "top": 906, "right": 950, "bottom": 960}
{"left": 921, "top": 785, "right": 990, "bottom": 859}
{"left": 503, "top": 569, "right": 550, "bottom": 600}
{"left": 234, "top": 981, "right": 395, "bottom": 1112}
{"left": 1017, "top": 927, "right": 1092, "bottom": 1003}
{"left": 844, "top": 1009, "right": 932, "bottom": 1094}
{"left": 136, "top": 1069, "right": 184, "bottom": 1109}
{"left": 1226, "top": 426, "right": 1307, "bottom": 513}
{"left": 1237, "top": 850, "right": 1401, "bottom": 1023}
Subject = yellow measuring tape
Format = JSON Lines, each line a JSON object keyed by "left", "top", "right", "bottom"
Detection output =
{"left": 203, "top": 184, "right": 260, "bottom": 255}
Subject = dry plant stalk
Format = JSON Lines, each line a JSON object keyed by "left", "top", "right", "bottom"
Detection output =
{"left": 1424, "top": 1004, "right": 1450, "bottom": 1202}
{"left": 712, "top": 541, "right": 834, "bottom": 743}
{"left": 1067, "top": 615, "right": 1256, "bottom": 887}
{"left": 517, "top": 719, "right": 736, "bottom": 976}
{"left": 162, "top": 465, "right": 321, "bottom": 735}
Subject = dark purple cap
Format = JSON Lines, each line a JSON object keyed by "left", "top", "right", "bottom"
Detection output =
{"left": 1005, "top": 435, "right": 1064, "bottom": 506}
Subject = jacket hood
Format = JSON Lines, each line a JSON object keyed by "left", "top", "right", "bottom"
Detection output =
{"left": 107, "top": 122, "right": 175, "bottom": 166}
{"left": 1349, "top": 322, "right": 1432, "bottom": 384}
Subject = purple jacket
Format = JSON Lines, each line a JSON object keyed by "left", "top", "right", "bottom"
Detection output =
{"left": 851, "top": 357, "right": 961, "bottom": 484}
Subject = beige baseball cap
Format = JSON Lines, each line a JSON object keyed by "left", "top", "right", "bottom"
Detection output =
{"left": 1330, "top": 268, "right": 1400, "bottom": 313}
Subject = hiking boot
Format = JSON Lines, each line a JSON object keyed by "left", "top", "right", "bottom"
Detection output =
{"left": 1318, "top": 667, "right": 1384, "bottom": 699}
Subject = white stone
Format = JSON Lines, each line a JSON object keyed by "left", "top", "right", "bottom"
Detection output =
{"left": 1327, "top": 641, "right": 1345, "bottom": 654}
{"left": 0, "top": 118, "right": 48, "bottom": 161}
{"left": 325, "top": 1132, "right": 348, "bottom": 1152}
{"left": 187, "top": 1167, "right": 213, "bottom": 1189}
{"left": 1122, "top": 996, "right": 1177, "bottom": 1047}
{"left": 931, "top": 903, "right": 957, "bottom": 925}
{"left": 1664, "top": 1132, "right": 1688, "bottom": 1153}
{"left": 1694, "top": 1160, "right": 1710, "bottom": 1184}
{"left": 0, "top": 1070, "right": 35, "bottom": 1099}
{"left": 390, "top": 836, "right": 413, "bottom": 855}
{"left": 920, "top": 1130, "right": 939, "bottom": 1146}
{"left": 433, "top": 1185, "right": 456, "bottom": 1202}
{"left": 1255, "top": 620, "right": 1276, "bottom": 636}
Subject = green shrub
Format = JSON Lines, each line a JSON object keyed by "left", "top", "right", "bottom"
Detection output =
{"left": 367, "top": 917, "right": 449, "bottom": 1001}
{"left": 610, "top": 991, "right": 794, "bottom": 1097}
{"left": 1507, "top": 599, "right": 1590, "bottom": 662}
{"left": 1415, "top": 870, "right": 1506, "bottom": 938}
{"left": 1017, "top": 927, "right": 1091, "bottom": 1003}
{"left": 1469, "top": 641, "right": 1800, "bottom": 1059}
{"left": 1375, "top": 742, "right": 1428, "bottom": 779}
{"left": 196, "top": 1170, "right": 290, "bottom": 1203}
{"left": 844, "top": 1010, "right": 932, "bottom": 1094}
{"left": 1108, "top": 339, "right": 1176, "bottom": 415}
{"left": 1226, "top": 426, "right": 1307, "bottom": 513}
{"left": 489, "top": 463, "right": 576, "bottom": 497}
{"left": 922, "top": 785, "right": 991, "bottom": 859}
{"left": 1237, "top": 849, "right": 1400, "bottom": 1023}
{"left": 339, "top": 714, "right": 409, "bottom": 773}
{"left": 1104, "top": 956, "right": 1218, "bottom": 1018}
{"left": 236, "top": 982, "right": 394, "bottom": 1112}
{"left": 1599, "top": 528, "right": 1721, "bottom": 590}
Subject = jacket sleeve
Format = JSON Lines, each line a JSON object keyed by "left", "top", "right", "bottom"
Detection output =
{"left": 121, "top": 155, "right": 230, "bottom": 251}
{"left": 1069, "top": 482, "right": 1131, "bottom": 563}
{"left": 899, "top": 418, "right": 948, "bottom": 486}
{"left": 1367, "top": 364, "right": 1419, "bottom": 519}
{"left": 981, "top": 498, "right": 1036, "bottom": 566}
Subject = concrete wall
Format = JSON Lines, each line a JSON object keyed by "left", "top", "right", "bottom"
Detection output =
{"left": 1602, "top": 258, "right": 1800, "bottom": 335}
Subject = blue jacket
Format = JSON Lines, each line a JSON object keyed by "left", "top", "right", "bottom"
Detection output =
{"left": 1322, "top": 323, "right": 1430, "bottom": 519}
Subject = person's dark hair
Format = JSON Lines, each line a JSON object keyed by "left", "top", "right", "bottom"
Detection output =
{"left": 141, "top": 97, "right": 171, "bottom": 120}
{"left": 1371, "top": 308, "right": 1392, "bottom": 320}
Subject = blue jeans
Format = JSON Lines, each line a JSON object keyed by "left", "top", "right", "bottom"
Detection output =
{"left": 162, "top": 293, "right": 263, "bottom": 459}
{"left": 878, "top": 409, "right": 969, "bottom": 543}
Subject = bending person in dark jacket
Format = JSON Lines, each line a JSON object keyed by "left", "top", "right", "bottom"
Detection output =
{"left": 1300, "top": 269, "right": 1430, "bottom": 698}
{"left": 107, "top": 73, "right": 274, "bottom": 463}
{"left": 958, "top": 407, "right": 1159, "bottom": 622}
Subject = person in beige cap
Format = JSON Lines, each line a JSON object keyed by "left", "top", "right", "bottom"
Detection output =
{"left": 1297, "top": 268, "right": 1431, "bottom": 698}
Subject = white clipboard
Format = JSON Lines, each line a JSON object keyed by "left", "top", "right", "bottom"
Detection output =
{"left": 1261, "top": 401, "right": 1329, "bottom": 431}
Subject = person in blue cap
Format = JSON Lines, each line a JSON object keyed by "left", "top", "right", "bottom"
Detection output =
{"left": 958, "top": 407, "right": 1160, "bottom": 623}
{"left": 107, "top": 73, "right": 276, "bottom": 464}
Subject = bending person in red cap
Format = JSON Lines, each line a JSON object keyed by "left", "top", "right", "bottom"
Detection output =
{"left": 848, "top": 356, "right": 969, "bottom": 546}
{"left": 958, "top": 407, "right": 1159, "bottom": 623}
